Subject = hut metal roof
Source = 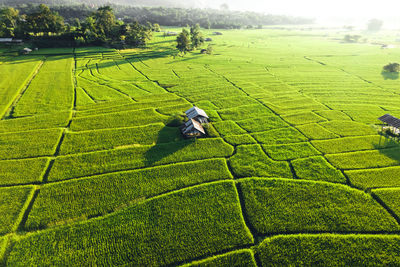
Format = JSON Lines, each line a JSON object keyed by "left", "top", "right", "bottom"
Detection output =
{"left": 182, "top": 119, "right": 205, "bottom": 134}
{"left": 185, "top": 106, "right": 209, "bottom": 120}
{"left": 378, "top": 114, "right": 400, "bottom": 128}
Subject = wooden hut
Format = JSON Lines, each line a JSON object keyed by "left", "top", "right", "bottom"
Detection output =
{"left": 181, "top": 119, "right": 206, "bottom": 137}
{"left": 378, "top": 114, "right": 400, "bottom": 135}
{"left": 185, "top": 106, "right": 209, "bottom": 124}
{"left": 19, "top": 48, "right": 32, "bottom": 55}
{"left": 205, "top": 38, "right": 213, "bottom": 42}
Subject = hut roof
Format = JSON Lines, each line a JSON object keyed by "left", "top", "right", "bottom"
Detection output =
{"left": 22, "top": 48, "right": 32, "bottom": 52}
{"left": 0, "top": 38, "right": 12, "bottom": 43}
{"left": 378, "top": 114, "right": 400, "bottom": 128}
{"left": 182, "top": 119, "right": 205, "bottom": 134}
{"left": 185, "top": 106, "right": 209, "bottom": 120}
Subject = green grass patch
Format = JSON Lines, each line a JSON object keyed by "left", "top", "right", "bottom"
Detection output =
{"left": 212, "top": 96, "right": 259, "bottom": 109}
{"left": 346, "top": 167, "right": 400, "bottom": 189}
{"left": 263, "top": 142, "right": 321, "bottom": 160}
{"left": 0, "top": 129, "right": 62, "bottom": 160}
{"left": 224, "top": 134, "right": 257, "bottom": 146}
{"left": 326, "top": 147, "right": 400, "bottom": 170}
{"left": 282, "top": 112, "right": 326, "bottom": 125}
{"left": 70, "top": 108, "right": 169, "bottom": 131}
{"left": 292, "top": 156, "right": 346, "bottom": 183}
{"left": 320, "top": 121, "right": 376, "bottom": 137}
{"left": 257, "top": 234, "right": 400, "bottom": 266}
{"left": 237, "top": 117, "right": 289, "bottom": 133}
{"left": 0, "top": 112, "right": 70, "bottom": 134}
{"left": 60, "top": 124, "right": 181, "bottom": 154}
{"left": 252, "top": 127, "right": 307, "bottom": 145}
{"left": 311, "top": 135, "right": 394, "bottom": 154}
{"left": 213, "top": 121, "right": 247, "bottom": 136}
{"left": 0, "top": 186, "right": 34, "bottom": 235}
{"left": 0, "top": 158, "right": 49, "bottom": 186}
{"left": 296, "top": 123, "right": 339, "bottom": 140}
{"left": 230, "top": 145, "right": 292, "bottom": 178}
{"left": 218, "top": 104, "right": 274, "bottom": 121}
{"left": 184, "top": 249, "right": 256, "bottom": 267}
{"left": 49, "top": 138, "right": 234, "bottom": 181}
{"left": 240, "top": 178, "right": 400, "bottom": 234}
{"left": 372, "top": 188, "right": 400, "bottom": 218}
{"left": 26, "top": 159, "right": 232, "bottom": 230}
{"left": 9, "top": 181, "right": 253, "bottom": 266}
{"left": 315, "top": 110, "right": 352, "bottom": 121}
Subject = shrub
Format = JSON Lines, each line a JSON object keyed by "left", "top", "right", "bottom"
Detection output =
{"left": 383, "top": 63, "right": 400, "bottom": 73}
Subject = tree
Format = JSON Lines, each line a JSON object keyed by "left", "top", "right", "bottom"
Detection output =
{"left": 344, "top": 34, "right": 361, "bottom": 43}
{"left": 92, "top": 6, "right": 115, "bottom": 37}
{"left": 0, "top": 7, "right": 20, "bottom": 37}
{"left": 383, "top": 63, "right": 400, "bottom": 73}
{"left": 190, "top": 24, "right": 204, "bottom": 49}
{"left": 176, "top": 28, "right": 191, "bottom": 54}
{"left": 25, "top": 4, "right": 64, "bottom": 36}
{"left": 367, "top": 19, "right": 383, "bottom": 31}
{"left": 206, "top": 44, "right": 213, "bottom": 55}
{"left": 125, "top": 22, "right": 152, "bottom": 46}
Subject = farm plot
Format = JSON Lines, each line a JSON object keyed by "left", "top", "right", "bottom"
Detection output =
{"left": 26, "top": 159, "right": 232, "bottom": 230}
{"left": 183, "top": 249, "right": 256, "bottom": 267}
{"left": 372, "top": 188, "right": 400, "bottom": 218}
{"left": 0, "top": 186, "right": 34, "bottom": 235}
{"left": 230, "top": 145, "right": 292, "bottom": 178}
{"left": 0, "top": 158, "right": 49, "bottom": 186}
{"left": 0, "top": 129, "right": 62, "bottom": 160}
{"left": 257, "top": 234, "right": 400, "bottom": 266}
{"left": 49, "top": 138, "right": 234, "bottom": 180}
{"left": 9, "top": 181, "right": 253, "bottom": 266}
{"left": 346, "top": 167, "right": 400, "bottom": 189}
{"left": 0, "top": 56, "right": 42, "bottom": 118}
{"left": 13, "top": 56, "right": 74, "bottom": 116}
{"left": 262, "top": 142, "right": 321, "bottom": 160}
{"left": 292, "top": 156, "right": 346, "bottom": 183}
{"left": 60, "top": 123, "right": 182, "bottom": 154}
{"left": 239, "top": 178, "right": 399, "bottom": 234}
{"left": 252, "top": 127, "right": 308, "bottom": 145}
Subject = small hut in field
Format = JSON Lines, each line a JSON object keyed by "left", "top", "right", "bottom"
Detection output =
{"left": 378, "top": 114, "right": 400, "bottom": 135}
{"left": 19, "top": 48, "right": 32, "bottom": 55}
{"left": 181, "top": 106, "right": 209, "bottom": 138}
{"left": 181, "top": 119, "right": 206, "bottom": 137}
{"left": 185, "top": 106, "right": 209, "bottom": 124}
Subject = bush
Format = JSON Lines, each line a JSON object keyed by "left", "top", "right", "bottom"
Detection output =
{"left": 383, "top": 63, "right": 400, "bottom": 73}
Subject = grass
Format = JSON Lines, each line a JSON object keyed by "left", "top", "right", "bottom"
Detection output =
{"left": 262, "top": 142, "right": 321, "bottom": 160}
{"left": 0, "top": 129, "right": 62, "bottom": 160}
{"left": 252, "top": 127, "right": 308, "bottom": 145}
{"left": 9, "top": 181, "right": 254, "bottom": 266}
{"left": 282, "top": 112, "right": 327, "bottom": 125}
{"left": 60, "top": 123, "right": 182, "bottom": 154}
{"left": 296, "top": 123, "right": 339, "bottom": 140}
{"left": 372, "top": 188, "right": 400, "bottom": 218}
{"left": 346, "top": 167, "right": 400, "bottom": 189}
{"left": 236, "top": 117, "right": 289, "bottom": 133}
{"left": 239, "top": 178, "right": 399, "bottom": 234}
{"left": 326, "top": 147, "right": 400, "bottom": 169}
{"left": 213, "top": 120, "right": 247, "bottom": 136}
{"left": 230, "top": 145, "right": 292, "bottom": 178}
{"left": 320, "top": 121, "right": 377, "bottom": 137}
{"left": 0, "top": 158, "right": 49, "bottom": 186}
{"left": 257, "top": 234, "right": 400, "bottom": 266}
{"left": 49, "top": 138, "right": 234, "bottom": 181}
{"left": 218, "top": 104, "right": 274, "bottom": 121}
{"left": 183, "top": 249, "right": 256, "bottom": 267}
{"left": 292, "top": 156, "right": 346, "bottom": 183}
{"left": 70, "top": 108, "right": 169, "bottom": 131}
{"left": 311, "top": 135, "right": 394, "bottom": 154}
{"left": 0, "top": 186, "right": 34, "bottom": 235}
{"left": 224, "top": 134, "right": 257, "bottom": 146}
{"left": 315, "top": 110, "right": 352, "bottom": 121}
{"left": 25, "top": 159, "right": 232, "bottom": 230}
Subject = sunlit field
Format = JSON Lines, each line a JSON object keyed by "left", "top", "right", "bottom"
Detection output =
{"left": 1, "top": 27, "right": 400, "bottom": 265}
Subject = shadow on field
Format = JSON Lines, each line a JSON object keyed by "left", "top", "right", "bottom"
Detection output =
{"left": 374, "top": 134, "right": 400, "bottom": 162}
{"left": 144, "top": 126, "right": 193, "bottom": 165}
{"left": 381, "top": 71, "right": 399, "bottom": 80}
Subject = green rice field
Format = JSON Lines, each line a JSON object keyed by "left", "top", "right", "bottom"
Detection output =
{"left": 1, "top": 27, "right": 400, "bottom": 265}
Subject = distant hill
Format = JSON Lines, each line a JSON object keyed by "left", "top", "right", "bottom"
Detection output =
{"left": 0, "top": 0, "right": 199, "bottom": 8}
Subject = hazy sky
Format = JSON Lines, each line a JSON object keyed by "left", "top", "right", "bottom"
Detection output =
{"left": 200, "top": 0, "right": 400, "bottom": 19}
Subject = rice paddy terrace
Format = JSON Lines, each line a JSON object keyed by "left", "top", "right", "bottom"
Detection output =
{"left": 1, "top": 28, "right": 400, "bottom": 265}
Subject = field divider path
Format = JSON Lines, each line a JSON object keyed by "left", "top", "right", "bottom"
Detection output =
{"left": 1, "top": 58, "right": 45, "bottom": 120}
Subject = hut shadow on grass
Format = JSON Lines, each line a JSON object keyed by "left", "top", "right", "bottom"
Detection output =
{"left": 144, "top": 124, "right": 195, "bottom": 166}
{"left": 381, "top": 71, "right": 399, "bottom": 80}
{"left": 374, "top": 133, "right": 400, "bottom": 163}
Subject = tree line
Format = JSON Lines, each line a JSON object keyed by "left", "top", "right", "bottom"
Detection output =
{"left": 0, "top": 4, "right": 152, "bottom": 47}
{"left": 3, "top": 4, "right": 314, "bottom": 30}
